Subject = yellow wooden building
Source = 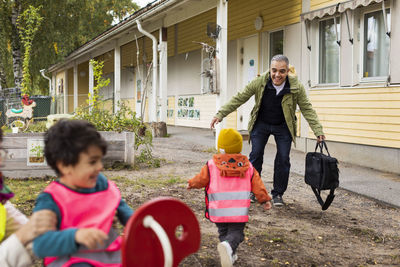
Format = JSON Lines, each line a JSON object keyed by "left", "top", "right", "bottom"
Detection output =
{"left": 47, "top": 0, "right": 399, "bottom": 173}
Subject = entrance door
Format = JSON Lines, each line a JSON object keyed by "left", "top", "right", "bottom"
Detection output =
{"left": 237, "top": 35, "right": 258, "bottom": 131}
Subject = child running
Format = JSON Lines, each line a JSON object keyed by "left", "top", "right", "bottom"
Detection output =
{"left": 33, "top": 119, "right": 133, "bottom": 267}
{"left": 187, "top": 128, "right": 271, "bottom": 267}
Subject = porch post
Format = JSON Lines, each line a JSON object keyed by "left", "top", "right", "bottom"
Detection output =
{"left": 73, "top": 62, "right": 78, "bottom": 110}
{"left": 64, "top": 71, "right": 68, "bottom": 113}
{"left": 89, "top": 60, "right": 94, "bottom": 111}
{"left": 114, "top": 40, "right": 121, "bottom": 113}
{"left": 159, "top": 27, "right": 168, "bottom": 123}
{"left": 216, "top": 0, "right": 228, "bottom": 148}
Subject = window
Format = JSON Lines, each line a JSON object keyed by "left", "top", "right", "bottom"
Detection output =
{"left": 269, "top": 30, "right": 283, "bottom": 59}
{"left": 319, "top": 18, "right": 340, "bottom": 84}
{"left": 363, "top": 9, "right": 390, "bottom": 78}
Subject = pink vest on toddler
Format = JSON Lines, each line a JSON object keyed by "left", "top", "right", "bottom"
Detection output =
{"left": 206, "top": 159, "right": 253, "bottom": 223}
{"left": 43, "top": 180, "right": 122, "bottom": 267}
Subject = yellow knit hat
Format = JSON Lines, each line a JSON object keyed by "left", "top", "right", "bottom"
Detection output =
{"left": 218, "top": 128, "right": 243, "bottom": 154}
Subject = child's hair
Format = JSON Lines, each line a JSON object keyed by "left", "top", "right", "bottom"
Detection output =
{"left": 44, "top": 119, "right": 107, "bottom": 175}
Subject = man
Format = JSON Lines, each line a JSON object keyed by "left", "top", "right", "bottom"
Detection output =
{"left": 210, "top": 55, "right": 325, "bottom": 206}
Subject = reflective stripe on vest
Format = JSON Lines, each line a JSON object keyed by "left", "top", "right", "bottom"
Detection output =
{"left": 43, "top": 178, "right": 122, "bottom": 267}
{"left": 206, "top": 159, "right": 253, "bottom": 223}
{"left": 0, "top": 203, "right": 6, "bottom": 242}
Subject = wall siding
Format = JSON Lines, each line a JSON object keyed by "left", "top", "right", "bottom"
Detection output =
{"left": 177, "top": 9, "right": 216, "bottom": 54}
{"left": 167, "top": 26, "right": 175, "bottom": 57}
{"left": 226, "top": 111, "right": 237, "bottom": 129}
{"left": 144, "top": 30, "right": 159, "bottom": 63}
{"left": 309, "top": 87, "right": 400, "bottom": 148}
{"left": 78, "top": 62, "right": 89, "bottom": 107}
{"left": 310, "top": 0, "right": 341, "bottom": 10}
{"left": 121, "top": 41, "right": 136, "bottom": 68}
{"left": 67, "top": 68, "right": 74, "bottom": 113}
{"left": 121, "top": 37, "right": 145, "bottom": 68}
{"left": 175, "top": 94, "right": 216, "bottom": 128}
{"left": 228, "top": 0, "right": 301, "bottom": 41}
{"left": 167, "top": 96, "right": 175, "bottom": 125}
{"left": 95, "top": 51, "right": 114, "bottom": 75}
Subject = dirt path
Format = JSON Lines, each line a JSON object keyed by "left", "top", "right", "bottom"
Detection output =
{"left": 104, "top": 135, "right": 400, "bottom": 267}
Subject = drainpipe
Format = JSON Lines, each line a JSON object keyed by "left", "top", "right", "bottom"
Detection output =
{"left": 137, "top": 20, "right": 158, "bottom": 123}
{"left": 40, "top": 69, "right": 55, "bottom": 114}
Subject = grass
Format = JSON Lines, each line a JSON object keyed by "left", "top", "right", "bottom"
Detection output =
{"left": 110, "top": 174, "right": 187, "bottom": 190}
{"left": 202, "top": 147, "right": 217, "bottom": 153}
{"left": 5, "top": 176, "right": 54, "bottom": 215}
{"left": 350, "top": 227, "right": 385, "bottom": 243}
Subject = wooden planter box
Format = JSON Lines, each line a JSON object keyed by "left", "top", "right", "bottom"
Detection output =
{"left": 2, "top": 131, "right": 135, "bottom": 178}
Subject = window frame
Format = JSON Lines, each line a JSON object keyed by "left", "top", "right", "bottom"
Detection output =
{"left": 317, "top": 16, "right": 341, "bottom": 86}
{"left": 261, "top": 28, "right": 285, "bottom": 73}
{"left": 359, "top": 4, "right": 391, "bottom": 83}
{"left": 309, "top": 15, "right": 341, "bottom": 89}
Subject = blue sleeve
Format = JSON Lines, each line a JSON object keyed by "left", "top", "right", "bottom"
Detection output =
{"left": 33, "top": 192, "right": 79, "bottom": 257}
{"left": 117, "top": 199, "right": 134, "bottom": 226}
{"left": 33, "top": 192, "right": 61, "bottom": 225}
{"left": 33, "top": 229, "right": 79, "bottom": 258}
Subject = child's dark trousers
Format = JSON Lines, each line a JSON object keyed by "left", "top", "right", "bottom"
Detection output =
{"left": 215, "top": 222, "right": 246, "bottom": 253}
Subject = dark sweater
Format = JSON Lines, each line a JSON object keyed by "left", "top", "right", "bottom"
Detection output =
{"left": 257, "top": 77, "right": 290, "bottom": 125}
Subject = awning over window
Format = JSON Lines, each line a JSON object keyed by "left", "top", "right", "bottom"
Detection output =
{"left": 301, "top": 0, "right": 389, "bottom": 50}
{"left": 338, "top": 0, "right": 383, "bottom": 12}
{"left": 301, "top": 0, "right": 385, "bottom": 21}
{"left": 301, "top": 4, "right": 338, "bottom": 21}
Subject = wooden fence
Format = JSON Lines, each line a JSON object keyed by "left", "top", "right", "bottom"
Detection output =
{"left": 2, "top": 131, "right": 135, "bottom": 178}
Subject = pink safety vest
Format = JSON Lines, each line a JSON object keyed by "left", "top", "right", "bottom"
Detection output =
{"left": 43, "top": 180, "right": 122, "bottom": 267}
{"left": 206, "top": 159, "right": 253, "bottom": 223}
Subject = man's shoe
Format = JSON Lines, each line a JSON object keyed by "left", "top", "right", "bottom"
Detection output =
{"left": 217, "top": 241, "right": 233, "bottom": 267}
{"left": 272, "top": 195, "right": 284, "bottom": 207}
{"left": 250, "top": 192, "right": 257, "bottom": 203}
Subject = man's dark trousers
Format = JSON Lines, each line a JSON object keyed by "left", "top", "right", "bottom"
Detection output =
{"left": 249, "top": 120, "right": 292, "bottom": 197}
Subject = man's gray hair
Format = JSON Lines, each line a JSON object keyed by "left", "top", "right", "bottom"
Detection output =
{"left": 271, "top": 54, "right": 289, "bottom": 66}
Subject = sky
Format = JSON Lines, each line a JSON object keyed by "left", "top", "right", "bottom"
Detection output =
{"left": 135, "top": 0, "right": 155, "bottom": 8}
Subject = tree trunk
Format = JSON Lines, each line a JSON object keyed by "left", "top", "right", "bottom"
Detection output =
{"left": 150, "top": 122, "right": 168, "bottom": 137}
{"left": 11, "top": 0, "right": 22, "bottom": 89}
{"left": 0, "top": 66, "right": 6, "bottom": 89}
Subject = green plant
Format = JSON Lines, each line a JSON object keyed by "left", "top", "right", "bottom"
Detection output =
{"left": 17, "top": 5, "right": 43, "bottom": 95}
{"left": 22, "top": 120, "right": 47, "bottom": 133}
{"left": 74, "top": 59, "right": 155, "bottom": 167}
{"left": 87, "top": 59, "right": 109, "bottom": 108}
{"left": 12, "top": 120, "right": 25, "bottom": 128}
{"left": 30, "top": 144, "right": 44, "bottom": 157}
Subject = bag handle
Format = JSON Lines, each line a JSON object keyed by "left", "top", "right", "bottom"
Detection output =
{"left": 314, "top": 141, "right": 331, "bottom": 156}
{"left": 311, "top": 187, "right": 335, "bottom": 210}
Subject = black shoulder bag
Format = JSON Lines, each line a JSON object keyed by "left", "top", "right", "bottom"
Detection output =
{"left": 305, "top": 141, "right": 339, "bottom": 210}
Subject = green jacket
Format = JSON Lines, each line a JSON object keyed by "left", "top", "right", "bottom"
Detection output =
{"left": 214, "top": 72, "right": 324, "bottom": 145}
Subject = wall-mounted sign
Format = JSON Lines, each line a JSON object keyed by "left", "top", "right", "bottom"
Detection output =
{"left": 27, "top": 139, "right": 47, "bottom": 166}
{"left": 177, "top": 96, "right": 200, "bottom": 120}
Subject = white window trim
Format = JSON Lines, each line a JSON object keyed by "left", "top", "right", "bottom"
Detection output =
{"left": 358, "top": 3, "right": 391, "bottom": 83}
{"left": 309, "top": 16, "right": 341, "bottom": 89}
{"left": 317, "top": 16, "right": 341, "bottom": 86}
{"left": 261, "top": 28, "right": 285, "bottom": 73}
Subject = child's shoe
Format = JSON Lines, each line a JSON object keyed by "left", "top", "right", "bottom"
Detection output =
{"left": 232, "top": 253, "right": 238, "bottom": 264}
{"left": 217, "top": 241, "right": 233, "bottom": 267}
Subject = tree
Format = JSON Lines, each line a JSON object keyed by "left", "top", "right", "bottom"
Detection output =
{"left": 0, "top": 0, "right": 139, "bottom": 93}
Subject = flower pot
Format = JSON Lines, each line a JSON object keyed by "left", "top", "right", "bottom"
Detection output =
{"left": 12, "top": 127, "right": 19, "bottom": 133}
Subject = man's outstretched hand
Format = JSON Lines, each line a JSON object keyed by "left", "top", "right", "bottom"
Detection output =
{"left": 317, "top": 135, "right": 326, "bottom": 143}
{"left": 210, "top": 117, "right": 221, "bottom": 129}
